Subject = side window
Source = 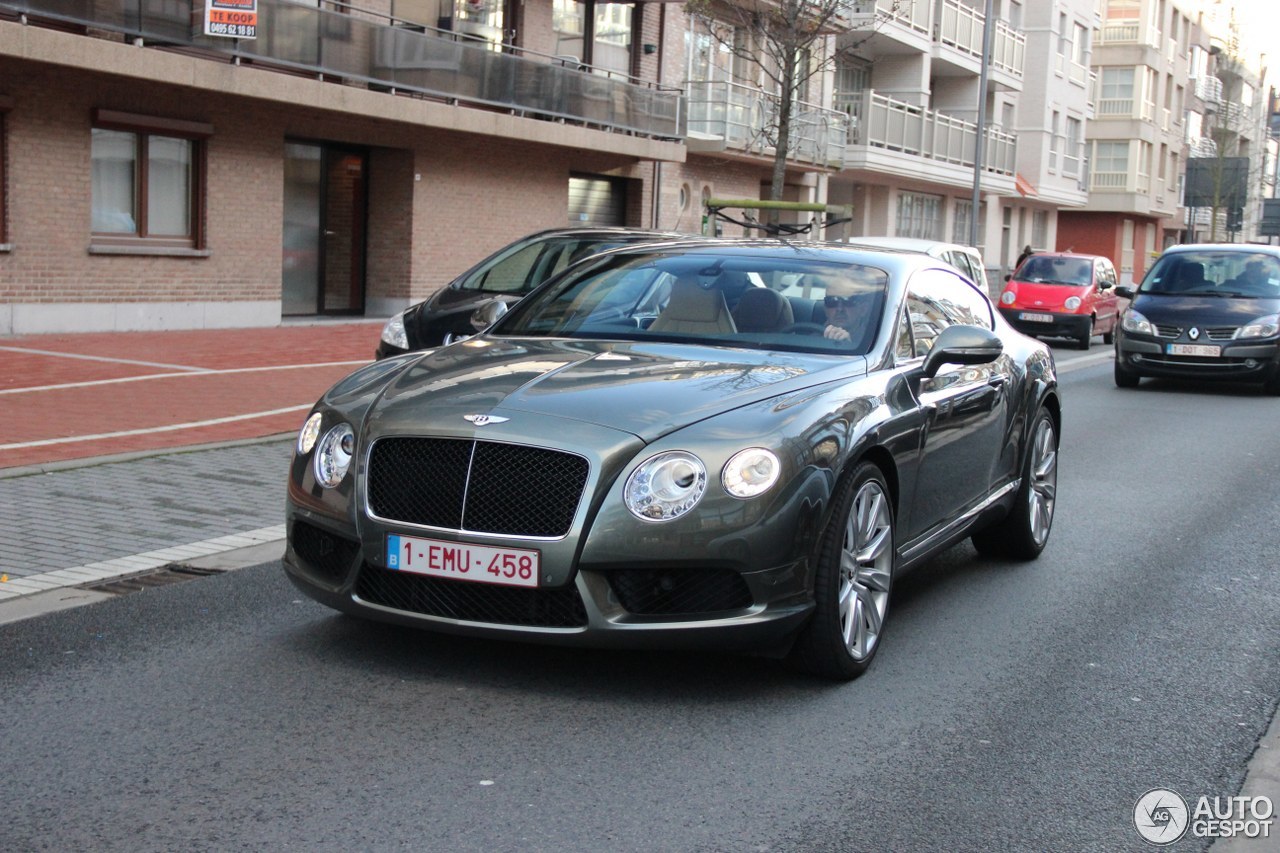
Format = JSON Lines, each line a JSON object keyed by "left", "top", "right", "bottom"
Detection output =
{"left": 90, "top": 109, "right": 211, "bottom": 251}
{"left": 907, "top": 268, "right": 994, "bottom": 331}
{"left": 468, "top": 241, "right": 544, "bottom": 293}
{"left": 894, "top": 303, "right": 916, "bottom": 362}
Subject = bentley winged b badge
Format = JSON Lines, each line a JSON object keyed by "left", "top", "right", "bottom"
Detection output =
{"left": 463, "top": 414, "right": 509, "bottom": 427}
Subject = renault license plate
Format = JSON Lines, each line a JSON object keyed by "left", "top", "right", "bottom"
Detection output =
{"left": 387, "top": 534, "right": 540, "bottom": 587}
{"left": 1167, "top": 343, "right": 1220, "bottom": 357}
{"left": 1019, "top": 312, "right": 1053, "bottom": 323}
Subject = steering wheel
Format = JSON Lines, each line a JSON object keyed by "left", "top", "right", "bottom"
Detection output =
{"left": 781, "top": 322, "right": 828, "bottom": 336}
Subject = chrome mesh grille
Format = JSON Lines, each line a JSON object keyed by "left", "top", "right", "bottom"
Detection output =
{"left": 354, "top": 563, "right": 588, "bottom": 627}
{"left": 367, "top": 437, "right": 589, "bottom": 537}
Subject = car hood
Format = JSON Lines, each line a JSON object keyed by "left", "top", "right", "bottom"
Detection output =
{"left": 1131, "top": 293, "right": 1280, "bottom": 325}
{"left": 1006, "top": 280, "right": 1089, "bottom": 308}
{"left": 366, "top": 338, "right": 865, "bottom": 442}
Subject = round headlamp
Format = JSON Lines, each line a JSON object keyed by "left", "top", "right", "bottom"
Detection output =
{"left": 624, "top": 451, "right": 707, "bottom": 522}
{"left": 722, "top": 448, "right": 780, "bottom": 499}
{"left": 1064, "top": 296, "right": 1082, "bottom": 311}
{"left": 297, "top": 412, "right": 323, "bottom": 455}
{"left": 314, "top": 423, "right": 356, "bottom": 488}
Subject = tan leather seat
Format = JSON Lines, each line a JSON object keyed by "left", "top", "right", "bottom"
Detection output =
{"left": 650, "top": 278, "right": 737, "bottom": 335}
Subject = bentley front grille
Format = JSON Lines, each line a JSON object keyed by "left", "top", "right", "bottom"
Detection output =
{"left": 355, "top": 563, "right": 588, "bottom": 628}
{"left": 367, "top": 437, "right": 590, "bottom": 538}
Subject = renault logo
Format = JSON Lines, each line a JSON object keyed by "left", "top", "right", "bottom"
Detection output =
{"left": 1189, "top": 327, "right": 1200, "bottom": 340}
{"left": 463, "top": 414, "right": 509, "bottom": 427}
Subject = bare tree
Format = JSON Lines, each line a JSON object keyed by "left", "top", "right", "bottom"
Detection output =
{"left": 684, "top": 0, "right": 898, "bottom": 227}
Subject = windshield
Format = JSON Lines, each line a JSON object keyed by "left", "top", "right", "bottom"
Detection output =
{"left": 1140, "top": 251, "right": 1280, "bottom": 298}
{"left": 457, "top": 235, "right": 652, "bottom": 294}
{"left": 491, "top": 250, "right": 890, "bottom": 355}
{"left": 1015, "top": 256, "right": 1093, "bottom": 286}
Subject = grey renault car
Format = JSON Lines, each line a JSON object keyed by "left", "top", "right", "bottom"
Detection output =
{"left": 1114, "top": 244, "right": 1280, "bottom": 393}
{"left": 288, "top": 240, "right": 1061, "bottom": 680}
{"left": 375, "top": 227, "right": 686, "bottom": 359}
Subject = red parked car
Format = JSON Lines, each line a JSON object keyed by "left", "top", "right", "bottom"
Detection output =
{"left": 998, "top": 252, "right": 1121, "bottom": 349}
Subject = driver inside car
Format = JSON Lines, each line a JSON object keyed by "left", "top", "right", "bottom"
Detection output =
{"left": 821, "top": 275, "right": 871, "bottom": 345}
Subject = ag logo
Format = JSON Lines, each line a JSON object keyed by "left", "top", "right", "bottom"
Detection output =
{"left": 1134, "top": 788, "right": 1189, "bottom": 845}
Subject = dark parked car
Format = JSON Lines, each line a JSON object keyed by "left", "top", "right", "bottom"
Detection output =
{"left": 288, "top": 241, "right": 1061, "bottom": 680}
{"left": 1114, "top": 244, "right": 1280, "bottom": 393}
{"left": 375, "top": 227, "right": 686, "bottom": 358}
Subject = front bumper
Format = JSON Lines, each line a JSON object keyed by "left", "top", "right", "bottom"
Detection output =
{"left": 998, "top": 307, "right": 1090, "bottom": 338}
{"left": 283, "top": 512, "right": 813, "bottom": 652}
{"left": 1115, "top": 334, "right": 1280, "bottom": 382}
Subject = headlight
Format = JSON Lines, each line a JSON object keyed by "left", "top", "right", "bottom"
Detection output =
{"left": 1000, "top": 291, "right": 1016, "bottom": 305}
{"left": 1238, "top": 314, "right": 1280, "bottom": 339}
{"left": 314, "top": 424, "right": 356, "bottom": 488}
{"left": 624, "top": 451, "right": 707, "bottom": 521}
{"left": 297, "top": 412, "right": 323, "bottom": 455}
{"left": 722, "top": 448, "right": 780, "bottom": 498}
{"left": 1122, "top": 309, "right": 1155, "bottom": 335}
{"left": 1064, "top": 296, "right": 1082, "bottom": 311}
{"left": 380, "top": 310, "right": 408, "bottom": 350}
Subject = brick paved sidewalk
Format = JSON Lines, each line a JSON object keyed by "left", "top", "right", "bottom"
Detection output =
{"left": 0, "top": 321, "right": 380, "bottom": 470}
{"left": 0, "top": 320, "right": 383, "bottom": 614}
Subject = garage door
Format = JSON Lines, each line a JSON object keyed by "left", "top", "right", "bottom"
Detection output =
{"left": 568, "top": 174, "right": 626, "bottom": 226}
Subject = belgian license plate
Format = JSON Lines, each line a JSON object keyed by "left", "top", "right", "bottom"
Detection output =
{"left": 387, "top": 534, "right": 540, "bottom": 588}
{"left": 1167, "top": 343, "right": 1221, "bottom": 357}
{"left": 1019, "top": 312, "right": 1053, "bottom": 323}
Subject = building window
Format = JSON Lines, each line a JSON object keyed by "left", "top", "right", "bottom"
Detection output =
{"left": 1064, "top": 117, "right": 1083, "bottom": 176}
{"left": 896, "top": 191, "right": 942, "bottom": 240}
{"left": 555, "top": 0, "right": 635, "bottom": 76}
{"left": 90, "top": 109, "right": 211, "bottom": 250}
{"left": 1032, "top": 210, "right": 1048, "bottom": 249}
{"left": 1099, "top": 67, "right": 1135, "bottom": 116}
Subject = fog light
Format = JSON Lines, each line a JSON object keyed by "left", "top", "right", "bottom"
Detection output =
{"left": 1131, "top": 354, "right": 1143, "bottom": 363}
{"left": 1245, "top": 359, "right": 1259, "bottom": 368}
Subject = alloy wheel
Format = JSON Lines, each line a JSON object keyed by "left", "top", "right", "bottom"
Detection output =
{"left": 1026, "top": 415, "right": 1058, "bottom": 547}
{"left": 839, "top": 480, "right": 893, "bottom": 661}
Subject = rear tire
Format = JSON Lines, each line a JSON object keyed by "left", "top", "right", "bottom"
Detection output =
{"left": 1114, "top": 358, "right": 1140, "bottom": 388}
{"left": 971, "top": 408, "right": 1057, "bottom": 560}
{"left": 1102, "top": 326, "right": 1114, "bottom": 345}
{"left": 789, "top": 462, "right": 895, "bottom": 681}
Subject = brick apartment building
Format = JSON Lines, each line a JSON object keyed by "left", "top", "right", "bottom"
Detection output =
{"left": 0, "top": 0, "right": 1159, "bottom": 334}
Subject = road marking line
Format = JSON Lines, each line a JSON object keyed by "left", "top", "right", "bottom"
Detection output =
{"left": 1057, "top": 351, "right": 1114, "bottom": 373}
{"left": 0, "top": 525, "right": 286, "bottom": 609}
{"left": 0, "top": 405, "right": 313, "bottom": 450}
{"left": 0, "top": 345, "right": 211, "bottom": 372}
{"left": 0, "top": 360, "right": 370, "bottom": 395}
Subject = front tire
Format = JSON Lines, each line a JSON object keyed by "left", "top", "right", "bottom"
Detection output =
{"left": 789, "top": 462, "right": 895, "bottom": 681}
{"left": 1076, "top": 318, "right": 1094, "bottom": 349}
{"left": 971, "top": 408, "right": 1057, "bottom": 560}
{"left": 1114, "top": 357, "right": 1140, "bottom": 388}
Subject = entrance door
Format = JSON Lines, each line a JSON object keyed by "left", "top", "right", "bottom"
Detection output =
{"left": 282, "top": 142, "right": 368, "bottom": 316}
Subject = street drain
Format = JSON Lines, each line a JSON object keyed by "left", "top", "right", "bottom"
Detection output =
{"left": 79, "top": 564, "right": 225, "bottom": 596}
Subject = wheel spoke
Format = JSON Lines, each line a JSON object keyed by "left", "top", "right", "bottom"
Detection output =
{"left": 837, "top": 479, "right": 894, "bottom": 661}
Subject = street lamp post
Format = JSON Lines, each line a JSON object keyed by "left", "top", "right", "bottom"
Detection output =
{"left": 969, "top": 0, "right": 996, "bottom": 252}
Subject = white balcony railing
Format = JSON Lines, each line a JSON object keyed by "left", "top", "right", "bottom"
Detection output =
{"left": 842, "top": 0, "right": 930, "bottom": 35}
{"left": 991, "top": 18, "right": 1025, "bottom": 78}
{"left": 685, "top": 80, "right": 850, "bottom": 167}
{"left": 1196, "top": 76, "right": 1224, "bottom": 104}
{"left": 934, "top": 0, "right": 1023, "bottom": 78}
{"left": 835, "top": 89, "right": 1016, "bottom": 174}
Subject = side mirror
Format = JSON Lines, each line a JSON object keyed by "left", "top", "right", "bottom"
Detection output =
{"left": 1004, "top": 273, "right": 1012, "bottom": 282}
{"left": 469, "top": 298, "right": 509, "bottom": 332}
{"left": 1099, "top": 281, "right": 1112, "bottom": 290}
{"left": 1114, "top": 285, "right": 1135, "bottom": 300}
{"left": 922, "top": 324, "right": 1004, "bottom": 378}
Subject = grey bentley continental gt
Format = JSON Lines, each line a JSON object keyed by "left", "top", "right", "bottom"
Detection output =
{"left": 286, "top": 241, "right": 1061, "bottom": 680}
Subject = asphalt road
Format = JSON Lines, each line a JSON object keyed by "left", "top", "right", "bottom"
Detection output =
{"left": 2, "top": 355, "right": 1278, "bottom": 852}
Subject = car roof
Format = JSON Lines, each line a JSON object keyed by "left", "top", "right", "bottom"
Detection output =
{"left": 1030, "top": 251, "right": 1107, "bottom": 260}
{"left": 1158, "top": 243, "right": 1280, "bottom": 256}
{"left": 522, "top": 226, "right": 688, "bottom": 240}
{"left": 598, "top": 237, "right": 955, "bottom": 274}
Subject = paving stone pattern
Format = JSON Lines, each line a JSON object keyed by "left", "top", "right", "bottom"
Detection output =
{"left": 0, "top": 440, "right": 294, "bottom": 579}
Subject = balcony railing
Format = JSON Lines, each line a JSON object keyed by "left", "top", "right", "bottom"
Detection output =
{"left": 842, "top": 0, "right": 930, "bottom": 35}
{"left": 1091, "top": 170, "right": 1150, "bottom": 194}
{"left": 685, "top": 80, "right": 849, "bottom": 167}
{"left": 1099, "top": 20, "right": 1159, "bottom": 47}
{"left": 935, "top": 0, "right": 1024, "bottom": 78}
{"left": 835, "top": 90, "right": 1016, "bottom": 175}
{"left": 0, "top": 0, "right": 683, "bottom": 139}
{"left": 1196, "top": 76, "right": 1224, "bottom": 105}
